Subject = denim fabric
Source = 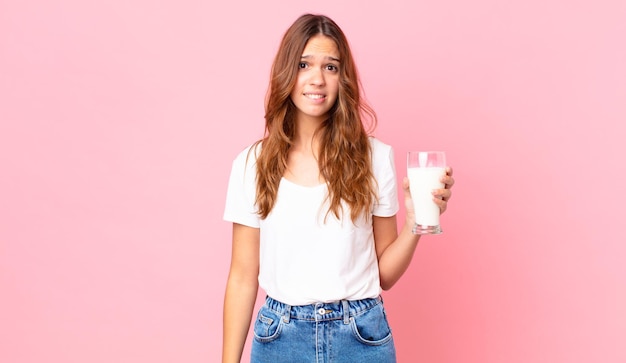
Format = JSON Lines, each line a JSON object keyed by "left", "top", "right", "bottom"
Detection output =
{"left": 251, "top": 296, "right": 396, "bottom": 363}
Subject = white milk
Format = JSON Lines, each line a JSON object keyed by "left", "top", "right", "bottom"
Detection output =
{"left": 407, "top": 167, "right": 446, "bottom": 227}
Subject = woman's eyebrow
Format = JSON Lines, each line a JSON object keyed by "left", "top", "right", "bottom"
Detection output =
{"left": 300, "top": 55, "right": 341, "bottom": 62}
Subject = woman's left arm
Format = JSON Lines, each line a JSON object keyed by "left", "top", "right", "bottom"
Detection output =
{"left": 375, "top": 167, "right": 454, "bottom": 290}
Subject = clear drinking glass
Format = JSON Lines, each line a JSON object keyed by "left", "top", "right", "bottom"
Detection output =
{"left": 407, "top": 151, "right": 446, "bottom": 235}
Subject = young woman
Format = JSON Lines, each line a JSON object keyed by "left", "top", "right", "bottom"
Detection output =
{"left": 222, "top": 14, "right": 454, "bottom": 363}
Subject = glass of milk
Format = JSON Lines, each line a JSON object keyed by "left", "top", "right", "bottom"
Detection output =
{"left": 407, "top": 151, "right": 446, "bottom": 235}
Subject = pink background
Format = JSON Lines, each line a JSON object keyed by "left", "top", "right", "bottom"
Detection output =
{"left": 1, "top": 0, "right": 625, "bottom": 362}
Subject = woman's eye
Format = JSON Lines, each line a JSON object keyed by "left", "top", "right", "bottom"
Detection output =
{"left": 298, "top": 62, "right": 307, "bottom": 69}
{"left": 326, "top": 64, "right": 338, "bottom": 72}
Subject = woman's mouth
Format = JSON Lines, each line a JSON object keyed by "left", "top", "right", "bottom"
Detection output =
{"left": 304, "top": 93, "right": 326, "bottom": 100}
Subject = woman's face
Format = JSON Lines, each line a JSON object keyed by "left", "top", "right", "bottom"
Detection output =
{"left": 290, "top": 34, "right": 340, "bottom": 124}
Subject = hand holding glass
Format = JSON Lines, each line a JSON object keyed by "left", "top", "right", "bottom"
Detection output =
{"left": 407, "top": 151, "right": 446, "bottom": 235}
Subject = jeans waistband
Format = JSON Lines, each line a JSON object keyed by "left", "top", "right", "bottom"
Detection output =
{"left": 264, "top": 295, "right": 382, "bottom": 324}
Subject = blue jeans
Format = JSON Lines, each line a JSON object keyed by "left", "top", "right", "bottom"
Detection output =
{"left": 251, "top": 296, "right": 396, "bottom": 363}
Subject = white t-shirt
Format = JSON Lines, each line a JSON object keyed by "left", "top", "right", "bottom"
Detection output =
{"left": 223, "top": 137, "right": 399, "bottom": 305}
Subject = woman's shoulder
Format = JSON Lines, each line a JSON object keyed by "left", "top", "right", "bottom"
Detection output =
{"left": 231, "top": 141, "right": 263, "bottom": 172}
{"left": 368, "top": 136, "right": 395, "bottom": 174}
{"left": 233, "top": 141, "right": 263, "bottom": 162}
{"left": 368, "top": 136, "right": 393, "bottom": 156}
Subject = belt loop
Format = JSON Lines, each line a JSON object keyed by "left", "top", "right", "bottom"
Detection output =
{"left": 282, "top": 304, "right": 292, "bottom": 324}
{"left": 342, "top": 300, "right": 350, "bottom": 324}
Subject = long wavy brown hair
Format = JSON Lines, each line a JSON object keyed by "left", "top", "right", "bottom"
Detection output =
{"left": 254, "top": 14, "right": 378, "bottom": 222}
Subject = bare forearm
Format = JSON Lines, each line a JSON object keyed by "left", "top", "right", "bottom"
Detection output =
{"left": 377, "top": 218, "right": 421, "bottom": 290}
{"left": 222, "top": 277, "right": 258, "bottom": 363}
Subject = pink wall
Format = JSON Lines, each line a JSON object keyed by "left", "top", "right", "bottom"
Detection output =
{"left": 1, "top": 1, "right": 624, "bottom": 362}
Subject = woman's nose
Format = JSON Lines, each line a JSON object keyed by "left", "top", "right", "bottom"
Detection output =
{"left": 309, "top": 68, "right": 325, "bottom": 86}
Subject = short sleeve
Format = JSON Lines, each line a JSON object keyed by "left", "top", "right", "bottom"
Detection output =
{"left": 370, "top": 138, "right": 399, "bottom": 217}
{"left": 223, "top": 146, "right": 260, "bottom": 228}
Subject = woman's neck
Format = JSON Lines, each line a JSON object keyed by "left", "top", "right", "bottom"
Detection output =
{"left": 292, "top": 118, "right": 323, "bottom": 155}
{"left": 285, "top": 118, "right": 325, "bottom": 186}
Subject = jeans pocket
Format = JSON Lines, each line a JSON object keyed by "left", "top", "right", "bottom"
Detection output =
{"left": 350, "top": 304, "right": 393, "bottom": 346}
{"left": 253, "top": 306, "right": 283, "bottom": 343}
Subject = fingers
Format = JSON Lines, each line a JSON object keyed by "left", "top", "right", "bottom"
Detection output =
{"left": 402, "top": 176, "right": 410, "bottom": 189}
{"left": 432, "top": 188, "right": 452, "bottom": 202}
{"left": 435, "top": 167, "right": 453, "bottom": 202}
{"left": 432, "top": 193, "right": 448, "bottom": 214}
{"left": 442, "top": 167, "right": 455, "bottom": 189}
{"left": 434, "top": 167, "right": 454, "bottom": 213}
{"left": 432, "top": 188, "right": 450, "bottom": 217}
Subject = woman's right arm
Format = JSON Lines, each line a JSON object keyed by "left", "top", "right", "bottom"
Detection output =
{"left": 222, "top": 223, "right": 260, "bottom": 363}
